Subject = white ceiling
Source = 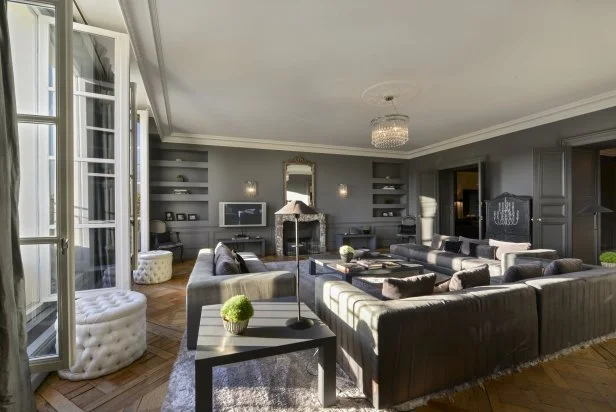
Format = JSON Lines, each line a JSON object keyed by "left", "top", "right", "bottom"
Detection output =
{"left": 118, "top": 0, "right": 616, "bottom": 158}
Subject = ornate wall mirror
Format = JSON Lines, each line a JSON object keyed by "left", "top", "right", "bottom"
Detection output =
{"left": 283, "top": 157, "right": 315, "bottom": 206}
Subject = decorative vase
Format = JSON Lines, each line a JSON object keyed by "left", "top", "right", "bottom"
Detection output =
{"left": 223, "top": 318, "right": 249, "bottom": 335}
{"left": 176, "top": 175, "right": 184, "bottom": 182}
{"left": 601, "top": 262, "right": 616, "bottom": 268}
{"left": 340, "top": 252, "right": 353, "bottom": 263}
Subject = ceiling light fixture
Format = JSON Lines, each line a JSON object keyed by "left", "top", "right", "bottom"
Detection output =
{"left": 370, "top": 95, "right": 409, "bottom": 149}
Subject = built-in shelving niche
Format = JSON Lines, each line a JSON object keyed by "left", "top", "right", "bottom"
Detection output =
{"left": 371, "top": 161, "right": 407, "bottom": 218}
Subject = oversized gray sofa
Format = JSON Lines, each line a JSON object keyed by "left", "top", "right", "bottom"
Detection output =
{"left": 390, "top": 241, "right": 558, "bottom": 282}
{"left": 315, "top": 275, "right": 539, "bottom": 409}
{"left": 186, "top": 248, "right": 295, "bottom": 349}
{"left": 316, "top": 255, "right": 616, "bottom": 409}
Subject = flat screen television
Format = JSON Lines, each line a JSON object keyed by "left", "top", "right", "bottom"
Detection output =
{"left": 219, "top": 202, "right": 267, "bottom": 227}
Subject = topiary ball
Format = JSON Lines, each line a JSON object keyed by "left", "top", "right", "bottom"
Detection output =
{"left": 220, "top": 295, "right": 254, "bottom": 322}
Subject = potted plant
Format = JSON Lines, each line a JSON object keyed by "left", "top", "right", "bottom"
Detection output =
{"left": 339, "top": 245, "right": 355, "bottom": 263}
{"left": 220, "top": 295, "right": 254, "bottom": 335}
{"left": 176, "top": 174, "right": 185, "bottom": 182}
{"left": 599, "top": 251, "right": 616, "bottom": 268}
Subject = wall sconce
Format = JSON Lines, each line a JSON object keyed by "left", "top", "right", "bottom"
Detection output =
{"left": 338, "top": 183, "right": 349, "bottom": 199}
{"left": 244, "top": 180, "right": 257, "bottom": 197}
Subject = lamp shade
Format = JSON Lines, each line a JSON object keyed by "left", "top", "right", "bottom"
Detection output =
{"left": 275, "top": 200, "right": 318, "bottom": 215}
{"left": 578, "top": 204, "right": 614, "bottom": 215}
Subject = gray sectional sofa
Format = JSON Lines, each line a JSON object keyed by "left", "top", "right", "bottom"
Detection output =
{"left": 186, "top": 248, "right": 295, "bottom": 349}
{"left": 316, "top": 254, "right": 616, "bottom": 409}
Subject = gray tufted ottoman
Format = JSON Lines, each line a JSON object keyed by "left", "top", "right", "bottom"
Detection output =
{"left": 133, "top": 250, "right": 173, "bottom": 284}
{"left": 56, "top": 290, "right": 147, "bottom": 380}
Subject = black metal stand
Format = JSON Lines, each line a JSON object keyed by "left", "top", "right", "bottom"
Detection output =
{"left": 286, "top": 214, "right": 315, "bottom": 330}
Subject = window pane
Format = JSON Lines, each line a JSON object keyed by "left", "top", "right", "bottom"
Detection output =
{"left": 75, "top": 162, "right": 115, "bottom": 224}
{"left": 23, "top": 244, "right": 58, "bottom": 359}
{"left": 75, "top": 129, "right": 114, "bottom": 160}
{"left": 74, "top": 228, "right": 116, "bottom": 290}
{"left": 8, "top": 2, "right": 56, "bottom": 116}
{"left": 18, "top": 123, "right": 56, "bottom": 237}
{"left": 73, "top": 31, "right": 115, "bottom": 96}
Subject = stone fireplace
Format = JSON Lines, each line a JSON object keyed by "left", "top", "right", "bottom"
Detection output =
{"left": 275, "top": 213, "right": 326, "bottom": 256}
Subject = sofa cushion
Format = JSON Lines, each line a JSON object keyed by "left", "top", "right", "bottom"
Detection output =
{"left": 459, "top": 236, "right": 489, "bottom": 256}
{"left": 424, "top": 250, "right": 473, "bottom": 271}
{"left": 214, "top": 242, "right": 233, "bottom": 264}
{"left": 431, "top": 233, "right": 458, "bottom": 250}
{"left": 544, "top": 258, "right": 584, "bottom": 276}
{"left": 382, "top": 273, "right": 436, "bottom": 300}
{"left": 234, "top": 253, "right": 250, "bottom": 273}
{"left": 238, "top": 252, "right": 269, "bottom": 273}
{"left": 475, "top": 244, "right": 497, "bottom": 260}
{"left": 449, "top": 264, "right": 490, "bottom": 291}
{"left": 433, "top": 279, "right": 451, "bottom": 294}
{"left": 503, "top": 264, "right": 543, "bottom": 283}
{"left": 390, "top": 243, "right": 429, "bottom": 259}
{"left": 215, "top": 254, "right": 241, "bottom": 275}
{"left": 441, "top": 240, "right": 462, "bottom": 253}
{"left": 460, "top": 258, "right": 502, "bottom": 278}
{"left": 489, "top": 239, "right": 531, "bottom": 260}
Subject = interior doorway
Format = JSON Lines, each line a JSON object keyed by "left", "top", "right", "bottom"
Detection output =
{"left": 600, "top": 148, "right": 616, "bottom": 253}
{"left": 437, "top": 163, "right": 483, "bottom": 239}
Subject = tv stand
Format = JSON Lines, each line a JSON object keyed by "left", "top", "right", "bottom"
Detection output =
{"left": 219, "top": 237, "right": 266, "bottom": 257}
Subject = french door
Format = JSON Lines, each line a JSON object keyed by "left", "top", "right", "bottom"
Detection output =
{"left": 8, "top": 0, "right": 129, "bottom": 372}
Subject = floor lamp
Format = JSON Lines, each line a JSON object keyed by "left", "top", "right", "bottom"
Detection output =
{"left": 578, "top": 204, "right": 613, "bottom": 265}
{"left": 275, "top": 200, "right": 318, "bottom": 330}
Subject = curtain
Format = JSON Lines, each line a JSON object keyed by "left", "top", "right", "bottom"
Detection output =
{"left": 0, "top": 1, "right": 35, "bottom": 410}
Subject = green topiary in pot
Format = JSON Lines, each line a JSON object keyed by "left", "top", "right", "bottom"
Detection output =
{"left": 339, "top": 245, "right": 355, "bottom": 263}
{"left": 600, "top": 251, "right": 616, "bottom": 268}
{"left": 220, "top": 295, "right": 254, "bottom": 335}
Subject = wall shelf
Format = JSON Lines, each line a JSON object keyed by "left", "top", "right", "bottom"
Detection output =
{"left": 150, "top": 181, "right": 208, "bottom": 188}
{"left": 151, "top": 194, "right": 209, "bottom": 202}
{"left": 372, "top": 189, "right": 406, "bottom": 195}
{"left": 371, "top": 178, "right": 404, "bottom": 184}
{"left": 372, "top": 204, "right": 406, "bottom": 208}
{"left": 151, "top": 160, "right": 208, "bottom": 169}
{"left": 164, "top": 220, "right": 209, "bottom": 228}
{"left": 371, "top": 162, "right": 407, "bottom": 221}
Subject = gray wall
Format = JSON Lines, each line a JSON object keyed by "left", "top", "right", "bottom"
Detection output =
{"left": 407, "top": 107, "right": 616, "bottom": 233}
{"left": 151, "top": 143, "right": 407, "bottom": 257}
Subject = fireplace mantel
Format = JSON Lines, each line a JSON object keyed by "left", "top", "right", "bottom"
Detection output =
{"left": 275, "top": 213, "right": 327, "bottom": 256}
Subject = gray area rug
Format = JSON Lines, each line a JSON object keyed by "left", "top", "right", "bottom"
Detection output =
{"left": 162, "top": 336, "right": 379, "bottom": 411}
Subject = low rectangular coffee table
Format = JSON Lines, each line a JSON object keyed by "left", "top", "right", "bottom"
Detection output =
{"left": 195, "top": 301, "right": 337, "bottom": 411}
{"left": 309, "top": 254, "right": 423, "bottom": 283}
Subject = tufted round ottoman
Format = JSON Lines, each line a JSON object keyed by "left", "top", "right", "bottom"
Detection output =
{"left": 56, "top": 290, "right": 147, "bottom": 380}
{"left": 133, "top": 250, "right": 173, "bottom": 284}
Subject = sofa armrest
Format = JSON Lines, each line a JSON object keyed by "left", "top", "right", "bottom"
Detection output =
{"left": 502, "top": 249, "right": 559, "bottom": 272}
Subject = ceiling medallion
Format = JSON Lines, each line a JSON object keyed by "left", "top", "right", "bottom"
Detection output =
{"left": 370, "top": 95, "right": 409, "bottom": 149}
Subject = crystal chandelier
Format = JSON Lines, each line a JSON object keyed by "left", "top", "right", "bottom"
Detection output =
{"left": 370, "top": 96, "right": 409, "bottom": 149}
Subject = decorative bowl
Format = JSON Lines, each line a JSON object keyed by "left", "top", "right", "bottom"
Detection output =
{"left": 223, "top": 319, "right": 249, "bottom": 335}
{"left": 601, "top": 262, "right": 616, "bottom": 268}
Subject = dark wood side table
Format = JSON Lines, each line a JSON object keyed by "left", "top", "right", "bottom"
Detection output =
{"left": 195, "top": 301, "right": 337, "bottom": 411}
{"left": 218, "top": 237, "right": 266, "bottom": 257}
{"left": 334, "top": 233, "right": 377, "bottom": 250}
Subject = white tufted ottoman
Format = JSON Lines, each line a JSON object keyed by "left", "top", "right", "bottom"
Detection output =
{"left": 57, "top": 290, "right": 147, "bottom": 380}
{"left": 133, "top": 250, "right": 173, "bottom": 284}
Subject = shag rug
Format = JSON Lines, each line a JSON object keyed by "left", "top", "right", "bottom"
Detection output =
{"left": 161, "top": 336, "right": 380, "bottom": 411}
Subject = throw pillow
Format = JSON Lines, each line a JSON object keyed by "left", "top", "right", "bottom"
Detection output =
{"left": 488, "top": 239, "right": 531, "bottom": 261}
{"left": 215, "top": 254, "right": 241, "bottom": 276}
{"left": 459, "top": 236, "right": 489, "bottom": 256}
{"left": 441, "top": 240, "right": 463, "bottom": 253}
{"left": 430, "top": 233, "right": 458, "bottom": 250}
{"left": 233, "top": 252, "right": 250, "bottom": 273}
{"left": 214, "top": 242, "right": 232, "bottom": 264}
{"left": 449, "top": 264, "right": 490, "bottom": 291}
{"left": 544, "top": 258, "right": 584, "bottom": 276}
{"left": 502, "top": 264, "right": 543, "bottom": 283}
{"left": 433, "top": 279, "right": 451, "bottom": 294}
{"left": 382, "top": 273, "right": 437, "bottom": 300}
{"left": 475, "top": 244, "right": 497, "bottom": 260}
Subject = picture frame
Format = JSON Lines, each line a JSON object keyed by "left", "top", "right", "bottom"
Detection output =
{"left": 176, "top": 213, "right": 187, "bottom": 221}
{"left": 188, "top": 213, "right": 198, "bottom": 221}
{"left": 165, "top": 211, "right": 174, "bottom": 221}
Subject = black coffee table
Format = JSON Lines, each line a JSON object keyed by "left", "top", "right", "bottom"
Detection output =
{"left": 308, "top": 254, "right": 424, "bottom": 283}
{"left": 195, "top": 301, "right": 337, "bottom": 411}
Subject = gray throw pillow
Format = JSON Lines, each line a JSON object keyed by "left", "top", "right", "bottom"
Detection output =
{"left": 233, "top": 252, "right": 250, "bottom": 273}
{"left": 449, "top": 264, "right": 490, "bottom": 291}
{"left": 433, "top": 279, "right": 451, "bottom": 294}
{"left": 488, "top": 239, "right": 531, "bottom": 261}
{"left": 430, "top": 234, "right": 458, "bottom": 250}
{"left": 544, "top": 258, "right": 584, "bottom": 276}
{"left": 215, "top": 254, "right": 241, "bottom": 276}
{"left": 475, "top": 244, "right": 497, "bottom": 260}
{"left": 214, "top": 242, "right": 232, "bottom": 263}
{"left": 503, "top": 264, "right": 543, "bottom": 283}
{"left": 441, "top": 240, "right": 462, "bottom": 253}
{"left": 382, "top": 273, "right": 436, "bottom": 300}
{"left": 459, "top": 236, "right": 489, "bottom": 256}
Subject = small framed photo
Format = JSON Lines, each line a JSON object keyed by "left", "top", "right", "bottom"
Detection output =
{"left": 165, "top": 211, "right": 174, "bottom": 221}
{"left": 188, "top": 213, "right": 198, "bottom": 221}
{"left": 176, "top": 213, "right": 187, "bottom": 221}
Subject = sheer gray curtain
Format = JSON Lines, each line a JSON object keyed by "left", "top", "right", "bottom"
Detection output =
{"left": 0, "top": 1, "right": 35, "bottom": 410}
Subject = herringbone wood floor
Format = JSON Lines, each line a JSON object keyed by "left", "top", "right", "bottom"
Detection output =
{"left": 35, "top": 259, "right": 616, "bottom": 411}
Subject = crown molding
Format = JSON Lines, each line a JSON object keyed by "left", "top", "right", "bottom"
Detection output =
{"left": 161, "top": 133, "right": 410, "bottom": 159}
{"left": 560, "top": 127, "right": 616, "bottom": 147}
